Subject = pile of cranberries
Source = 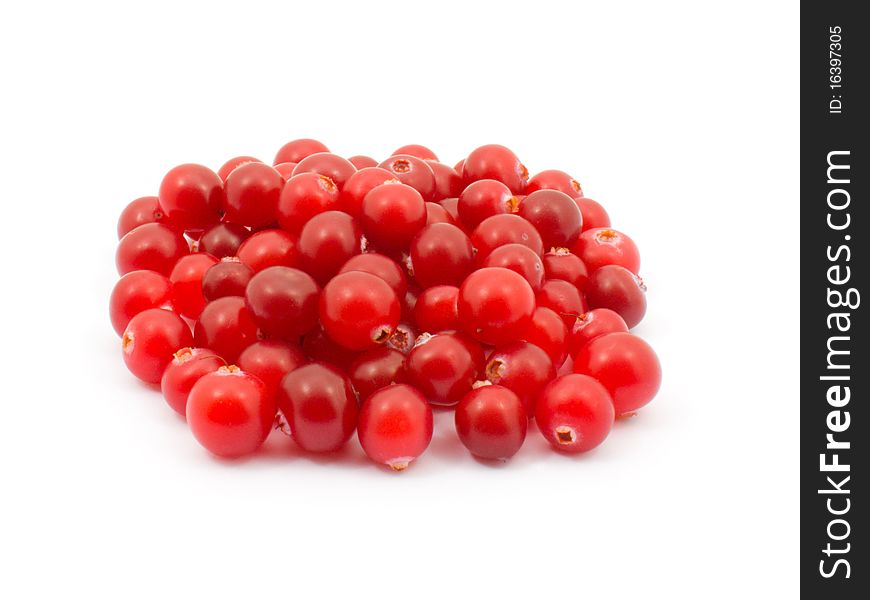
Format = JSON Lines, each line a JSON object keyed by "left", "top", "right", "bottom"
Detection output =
{"left": 110, "top": 139, "right": 661, "bottom": 471}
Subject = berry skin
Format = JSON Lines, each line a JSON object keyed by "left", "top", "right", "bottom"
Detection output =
{"left": 223, "top": 162, "right": 283, "bottom": 228}
{"left": 298, "top": 211, "right": 361, "bottom": 285}
{"left": 199, "top": 222, "right": 250, "bottom": 258}
{"left": 349, "top": 347, "right": 407, "bottom": 400}
{"left": 358, "top": 384, "right": 433, "bottom": 471}
{"left": 426, "top": 161, "right": 464, "bottom": 201}
{"left": 542, "top": 249, "right": 589, "bottom": 291}
{"left": 116, "top": 223, "right": 189, "bottom": 276}
{"left": 194, "top": 296, "right": 260, "bottom": 363}
{"left": 481, "top": 243, "right": 544, "bottom": 292}
{"left": 425, "top": 202, "right": 456, "bottom": 225}
{"left": 339, "top": 167, "right": 397, "bottom": 218}
{"left": 110, "top": 270, "right": 173, "bottom": 336}
{"left": 277, "top": 363, "right": 358, "bottom": 452}
{"left": 202, "top": 258, "right": 254, "bottom": 302}
{"left": 236, "top": 229, "right": 299, "bottom": 273}
{"left": 455, "top": 384, "right": 527, "bottom": 460}
{"left": 519, "top": 189, "right": 583, "bottom": 249}
{"left": 348, "top": 155, "right": 378, "bottom": 169}
{"left": 485, "top": 341, "right": 556, "bottom": 416}
{"left": 437, "top": 196, "right": 460, "bottom": 223}
{"left": 245, "top": 266, "right": 320, "bottom": 340}
{"left": 217, "top": 156, "right": 261, "bottom": 182}
{"left": 169, "top": 253, "right": 219, "bottom": 319}
{"left": 122, "top": 308, "right": 193, "bottom": 384}
{"left": 117, "top": 196, "right": 164, "bottom": 238}
{"left": 292, "top": 153, "right": 357, "bottom": 190}
{"left": 378, "top": 154, "right": 436, "bottom": 201}
{"left": 462, "top": 144, "right": 528, "bottom": 194}
{"left": 406, "top": 333, "right": 480, "bottom": 406}
{"left": 457, "top": 267, "right": 536, "bottom": 346}
{"left": 414, "top": 285, "right": 460, "bottom": 333}
{"left": 238, "top": 340, "right": 306, "bottom": 402}
{"left": 585, "top": 265, "right": 647, "bottom": 329}
{"left": 569, "top": 308, "right": 629, "bottom": 357}
{"left": 274, "top": 162, "right": 298, "bottom": 180}
{"left": 277, "top": 173, "right": 340, "bottom": 233}
{"left": 274, "top": 139, "right": 330, "bottom": 165}
{"left": 575, "top": 197, "right": 611, "bottom": 231}
{"left": 536, "top": 279, "right": 588, "bottom": 328}
{"left": 161, "top": 347, "right": 224, "bottom": 416}
{"left": 339, "top": 253, "right": 407, "bottom": 298}
{"left": 525, "top": 169, "right": 583, "bottom": 198}
{"left": 573, "top": 332, "right": 661, "bottom": 416}
{"left": 302, "top": 326, "right": 358, "bottom": 371}
{"left": 319, "top": 271, "right": 401, "bottom": 351}
{"left": 536, "top": 374, "right": 615, "bottom": 453}
{"left": 575, "top": 228, "right": 640, "bottom": 274}
{"left": 157, "top": 164, "right": 225, "bottom": 231}
{"left": 186, "top": 366, "right": 275, "bottom": 458}
{"left": 457, "top": 179, "right": 518, "bottom": 230}
{"left": 360, "top": 183, "right": 427, "bottom": 252}
{"left": 471, "top": 214, "right": 544, "bottom": 259}
{"left": 391, "top": 144, "right": 438, "bottom": 161}
{"left": 410, "top": 223, "right": 475, "bottom": 289}
{"left": 523, "top": 306, "right": 569, "bottom": 368}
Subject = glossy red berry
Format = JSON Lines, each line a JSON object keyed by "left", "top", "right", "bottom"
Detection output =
{"left": 525, "top": 169, "right": 583, "bottom": 198}
{"left": 274, "top": 162, "right": 298, "bottom": 180}
{"left": 536, "top": 279, "right": 587, "bottom": 328}
{"left": 274, "top": 138, "right": 330, "bottom": 165}
{"left": 292, "top": 152, "right": 357, "bottom": 189}
{"left": 199, "top": 222, "right": 250, "bottom": 258}
{"left": 348, "top": 347, "right": 407, "bottom": 400}
{"left": 358, "top": 384, "right": 433, "bottom": 471}
{"left": 360, "top": 183, "right": 427, "bottom": 252}
{"left": 122, "top": 308, "right": 193, "bottom": 384}
{"left": 223, "top": 162, "right": 283, "bottom": 228}
{"left": 471, "top": 214, "right": 543, "bottom": 259}
{"left": 425, "top": 201, "right": 456, "bottom": 225}
{"left": 457, "top": 267, "right": 535, "bottom": 346}
{"left": 348, "top": 155, "right": 378, "bottom": 169}
{"left": 573, "top": 332, "right": 661, "bottom": 416}
{"left": 217, "top": 156, "right": 261, "bottom": 182}
{"left": 319, "top": 271, "right": 400, "bottom": 351}
{"left": 339, "top": 167, "right": 397, "bottom": 218}
{"left": 298, "top": 211, "right": 361, "bottom": 285}
{"left": 462, "top": 144, "right": 528, "bottom": 194}
{"left": 410, "top": 223, "right": 475, "bottom": 289}
{"left": 575, "top": 228, "right": 640, "bottom": 274}
{"left": 585, "top": 265, "right": 647, "bottom": 328}
{"left": 236, "top": 229, "right": 299, "bottom": 273}
{"left": 426, "top": 161, "right": 464, "bottom": 200}
{"left": 377, "top": 154, "right": 436, "bottom": 200}
{"left": 339, "top": 253, "right": 407, "bottom": 298}
{"left": 161, "top": 347, "right": 224, "bottom": 416}
{"left": 201, "top": 258, "right": 254, "bottom": 302}
{"left": 414, "top": 285, "right": 460, "bottom": 333}
{"left": 245, "top": 266, "right": 320, "bottom": 340}
{"left": 457, "top": 179, "right": 518, "bottom": 230}
{"left": 391, "top": 144, "right": 438, "bottom": 161}
{"left": 117, "top": 196, "right": 164, "bottom": 238}
{"left": 481, "top": 243, "right": 544, "bottom": 292}
{"left": 438, "top": 196, "right": 460, "bottom": 223}
{"left": 110, "top": 270, "right": 173, "bottom": 336}
{"left": 277, "top": 363, "right": 358, "bottom": 452}
{"left": 157, "top": 164, "right": 225, "bottom": 231}
{"left": 485, "top": 341, "right": 555, "bottom": 416}
{"left": 169, "top": 253, "right": 218, "bottom": 319}
{"left": 455, "top": 384, "right": 527, "bottom": 460}
{"left": 569, "top": 309, "right": 629, "bottom": 357}
{"left": 277, "top": 173, "right": 340, "bottom": 233}
{"left": 237, "top": 340, "right": 305, "bottom": 402}
{"left": 186, "top": 366, "right": 275, "bottom": 458}
{"left": 543, "top": 249, "right": 588, "bottom": 291}
{"left": 519, "top": 189, "right": 583, "bottom": 249}
{"left": 194, "top": 296, "right": 259, "bottom": 363}
{"left": 575, "top": 197, "right": 611, "bottom": 231}
{"left": 406, "top": 333, "right": 480, "bottom": 406}
{"left": 301, "top": 326, "right": 358, "bottom": 371}
{"left": 536, "top": 374, "right": 614, "bottom": 453}
{"left": 116, "top": 223, "right": 189, "bottom": 276}
{"left": 523, "top": 306, "right": 569, "bottom": 368}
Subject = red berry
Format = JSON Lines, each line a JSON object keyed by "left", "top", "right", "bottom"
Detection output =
{"left": 485, "top": 341, "right": 555, "bottom": 416}
{"left": 519, "top": 190, "right": 583, "bottom": 249}
{"left": 426, "top": 161, "right": 464, "bottom": 201}
{"left": 277, "top": 363, "right": 358, "bottom": 452}
{"left": 391, "top": 144, "right": 438, "bottom": 161}
{"left": 348, "top": 347, "right": 407, "bottom": 400}
{"left": 238, "top": 340, "right": 306, "bottom": 402}
{"left": 199, "top": 222, "right": 250, "bottom": 258}
{"left": 425, "top": 201, "right": 456, "bottom": 225}
{"left": 462, "top": 144, "right": 528, "bottom": 194}
{"left": 161, "top": 347, "right": 224, "bottom": 416}
{"left": 274, "top": 139, "right": 330, "bottom": 165}
{"left": 358, "top": 384, "right": 433, "bottom": 471}
{"left": 218, "top": 156, "right": 262, "bottom": 182}
{"left": 110, "top": 270, "right": 173, "bottom": 336}
{"left": 122, "top": 308, "right": 193, "bottom": 384}
{"left": 319, "top": 271, "right": 400, "bottom": 351}
{"left": 116, "top": 223, "right": 189, "bottom": 276}
{"left": 525, "top": 169, "right": 583, "bottom": 198}
{"left": 339, "top": 253, "right": 407, "bottom": 298}
{"left": 536, "top": 279, "right": 587, "bottom": 328}
{"left": 585, "top": 265, "right": 647, "bottom": 329}
{"left": 245, "top": 266, "right": 320, "bottom": 340}
{"left": 481, "top": 243, "right": 544, "bottom": 292}
{"left": 377, "top": 155, "right": 436, "bottom": 200}
{"left": 298, "top": 211, "right": 361, "bottom": 285}
{"left": 542, "top": 249, "right": 588, "bottom": 291}
{"left": 573, "top": 332, "right": 661, "bottom": 416}
{"left": 455, "top": 384, "right": 527, "bottom": 460}
{"left": 301, "top": 326, "right": 358, "bottom": 371}
{"left": 402, "top": 284, "right": 421, "bottom": 325}
{"left": 274, "top": 162, "right": 298, "bottom": 180}
{"left": 569, "top": 308, "right": 628, "bottom": 357}
{"left": 157, "top": 164, "right": 225, "bottom": 231}
{"left": 360, "top": 183, "right": 427, "bottom": 252}
{"left": 186, "top": 366, "right": 275, "bottom": 458}
{"left": 194, "top": 296, "right": 259, "bottom": 363}
{"left": 236, "top": 229, "right": 299, "bottom": 273}
{"left": 410, "top": 223, "right": 475, "bottom": 289}
{"left": 339, "top": 167, "right": 397, "bottom": 218}
{"left": 536, "top": 374, "right": 614, "bottom": 453}
{"left": 406, "top": 333, "right": 480, "bottom": 406}
{"left": 277, "top": 173, "right": 340, "bottom": 233}
{"left": 292, "top": 152, "right": 357, "bottom": 189}
{"left": 117, "top": 196, "right": 164, "bottom": 238}
{"left": 201, "top": 258, "right": 254, "bottom": 302}
{"left": 575, "top": 197, "right": 611, "bottom": 231}
{"left": 169, "top": 253, "right": 218, "bottom": 319}
{"left": 348, "top": 155, "right": 378, "bottom": 169}
{"left": 414, "top": 285, "right": 460, "bottom": 333}
{"left": 438, "top": 196, "right": 460, "bottom": 223}
{"left": 523, "top": 306, "right": 569, "bottom": 368}
{"left": 575, "top": 228, "right": 640, "bottom": 274}
{"left": 457, "top": 267, "right": 535, "bottom": 346}
{"left": 223, "top": 162, "right": 283, "bottom": 228}
{"left": 457, "top": 179, "right": 518, "bottom": 230}
{"left": 471, "top": 214, "right": 543, "bottom": 259}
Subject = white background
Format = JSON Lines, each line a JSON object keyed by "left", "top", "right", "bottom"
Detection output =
{"left": 0, "top": 1, "right": 799, "bottom": 598}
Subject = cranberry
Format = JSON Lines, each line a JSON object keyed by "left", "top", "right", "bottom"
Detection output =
{"left": 116, "top": 223, "right": 189, "bottom": 276}
{"left": 302, "top": 326, "right": 358, "bottom": 371}
{"left": 575, "top": 197, "right": 611, "bottom": 231}
{"left": 273, "top": 138, "right": 330, "bottom": 165}
{"left": 536, "top": 374, "right": 614, "bottom": 453}
{"left": 201, "top": 258, "right": 254, "bottom": 301}
{"left": 457, "top": 267, "right": 535, "bottom": 346}
{"left": 569, "top": 309, "right": 628, "bottom": 357}
{"left": 297, "top": 211, "right": 361, "bottom": 284}
{"left": 217, "top": 156, "right": 261, "bottom": 182}
{"left": 161, "top": 347, "right": 224, "bottom": 416}
{"left": 339, "top": 167, "right": 397, "bottom": 218}
{"left": 292, "top": 153, "right": 357, "bottom": 190}
{"left": 454, "top": 158, "right": 465, "bottom": 174}
{"left": 110, "top": 270, "right": 173, "bottom": 336}
{"left": 455, "top": 384, "right": 527, "bottom": 460}
{"left": 245, "top": 266, "right": 320, "bottom": 340}
{"left": 575, "top": 228, "right": 640, "bottom": 274}
{"left": 122, "top": 308, "right": 193, "bottom": 384}
{"left": 391, "top": 144, "right": 438, "bottom": 161}
{"left": 542, "top": 249, "right": 588, "bottom": 291}
{"left": 339, "top": 253, "right": 407, "bottom": 298}
{"left": 186, "top": 366, "right": 275, "bottom": 458}
{"left": 378, "top": 155, "right": 436, "bottom": 200}
{"left": 117, "top": 196, "right": 164, "bottom": 238}
{"left": 157, "top": 164, "right": 225, "bottom": 231}
{"left": 358, "top": 384, "right": 433, "bottom": 471}
{"left": 462, "top": 144, "right": 528, "bottom": 194}
{"left": 359, "top": 183, "right": 426, "bottom": 252}
{"left": 471, "top": 214, "right": 543, "bottom": 259}
{"left": 485, "top": 341, "right": 555, "bottom": 416}
{"left": 167, "top": 252, "right": 218, "bottom": 319}
{"left": 348, "top": 347, "right": 407, "bottom": 400}
{"left": 536, "top": 279, "right": 587, "bottom": 328}
{"left": 194, "top": 296, "right": 259, "bottom": 363}
{"left": 277, "top": 173, "right": 340, "bottom": 233}
{"left": 406, "top": 333, "right": 479, "bottom": 406}
{"left": 414, "top": 285, "right": 460, "bottom": 333}
{"left": 573, "top": 332, "right": 661, "bottom": 416}
{"left": 199, "top": 222, "right": 250, "bottom": 258}
{"left": 410, "top": 223, "right": 475, "bottom": 289}
{"left": 481, "top": 243, "right": 544, "bottom": 292}
{"left": 402, "top": 284, "right": 421, "bottom": 325}
{"left": 223, "top": 162, "right": 283, "bottom": 228}
{"left": 438, "top": 196, "right": 460, "bottom": 223}
{"left": 425, "top": 202, "right": 456, "bottom": 225}
{"left": 519, "top": 190, "right": 583, "bottom": 249}
{"left": 319, "top": 271, "right": 400, "bottom": 351}
{"left": 525, "top": 169, "right": 583, "bottom": 198}
{"left": 523, "top": 306, "right": 569, "bottom": 368}
{"left": 238, "top": 340, "right": 306, "bottom": 402}
{"left": 585, "top": 265, "right": 647, "bottom": 328}
{"left": 236, "top": 229, "right": 299, "bottom": 273}
{"left": 457, "top": 179, "right": 518, "bottom": 230}
{"left": 348, "top": 155, "right": 378, "bottom": 169}
{"left": 273, "top": 162, "right": 297, "bottom": 180}
{"left": 277, "top": 363, "right": 358, "bottom": 452}
{"left": 426, "top": 161, "right": 464, "bottom": 200}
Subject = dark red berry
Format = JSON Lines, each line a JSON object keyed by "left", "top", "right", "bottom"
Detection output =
{"left": 519, "top": 189, "right": 583, "bottom": 249}
{"left": 569, "top": 309, "right": 628, "bottom": 357}
{"left": 297, "top": 211, "right": 361, "bottom": 285}
{"left": 536, "top": 279, "right": 587, "bottom": 328}
{"left": 406, "top": 333, "right": 480, "bottom": 406}
{"left": 201, "top": 258, "right": 254, "bottom": 302}
{"left": 245, "top": 266, "right": 320, "bottom": 340}
{"left": 339, "top": 253, "right": 407, "bottom": 299}
{"left": 292, "top": 153, "right": 357, "bottom": 189}
{"left": 236, "top": 229, "right": 299, "bottom": 273}
{"left": 348, "top": 347, "right": 407, "bottom": 401}
{"left": 161, "top": 347, "right": 224, "bottom": 416}
{"left": 462, "top": 144, "right": 528, "bottom": 194}
{"left": 339, "top": 167, "right": 397, "bottom": 218}
{"left": 457, "top": 179, "right": 518, "bottom": 230}
{"left": 455, "top": 384, "right": 527, "bottom": 460}
{"left": 414, "top": 285, "right": 460, "bottom": 333}
{"left": 542, "top": 249, "right": 588, "bottom": 291}
{"left": 360, "top": 183, "right": 427, "bottom": 252}
{"left": 425, "top": 201, "right": 456, "bottom": 225}
{"left": 223, "top": 162, "right": 283, "bottom": 228}
{"left": 481, "top": 243, "right": 544, "bottom": 292}
{"left": 199, "top": 222, "right": 250, "bottom": 258}
{"left": 523, "top": 306, "right": 569, "bottom": 368}
{"left": 585, "top": 265, "right": 647, "bottom": 329}
{"left": 471, "top": 214, "right": 543, "bottom": 259}
{"left": 426, "top": 160, "right": 464, "bottom": 200}
{"left": 238, "top": 340, "right": 306, "bottom": 402}
{"left": 485, "top": 341, "right": 555, "bottom": 416}
{"left": 410, "top": 223, "right": 475, "bottom": 289}
{"left": 194, "top": 296, "right": 259, "bottom": 363}
{"left": 157, "top": 164, "right": 225, "bottom": 231}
